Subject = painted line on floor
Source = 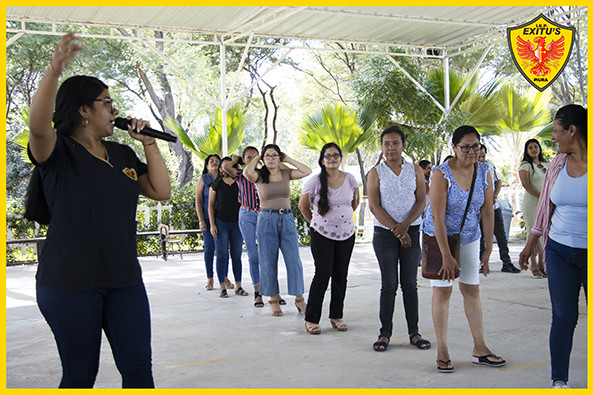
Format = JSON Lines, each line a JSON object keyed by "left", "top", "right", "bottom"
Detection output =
{"left": 166, "top": 358, "right": 235, "bottom": 369}
{"left": 499, "top": 360, "right": 550, "bottom": 371}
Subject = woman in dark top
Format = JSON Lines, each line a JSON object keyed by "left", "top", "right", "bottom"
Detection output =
{"left": 195, "top": 154, "right": 222, "bottom": 290}
{"left": 208, "top": 157, "right": 247, "bottom": 298}
{"left": 25, "top": 32, "right": 171, "bottom": 388}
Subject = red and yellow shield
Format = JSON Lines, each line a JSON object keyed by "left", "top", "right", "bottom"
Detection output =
{"left": 507, "top": 14, "right": 575, "bottom": 91}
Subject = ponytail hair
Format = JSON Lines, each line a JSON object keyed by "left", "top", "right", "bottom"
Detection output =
{"left": 317, "top": 142, "right": 342, "bottom": 216}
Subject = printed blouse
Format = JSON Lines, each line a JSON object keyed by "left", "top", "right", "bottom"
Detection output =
{"left": 302, "top": 171, "right": 358, "bottom": 241}
{"left": 373, "top": 160, "right": 422, "bottom": 229}
{"left": 422, "top": 161, "right": 490, "bottom": 245}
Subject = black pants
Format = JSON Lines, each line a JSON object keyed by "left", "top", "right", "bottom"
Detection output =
{"left": 373, "top": 225, "right": 421, "bottom": 338}
{"left": 305, "top": 229, "right": 355, "bottom": 324}
{"left": 480, "top": 206, "right": 511, "bottom": 264}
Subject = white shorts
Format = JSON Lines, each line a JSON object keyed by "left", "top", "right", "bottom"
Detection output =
{"left": 430, "top": 239, "right": 480, "bottom": 287}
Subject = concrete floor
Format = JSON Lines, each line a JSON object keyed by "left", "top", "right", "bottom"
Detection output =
{"left": 6, "top": 240, "right": 588, "bottom": 389}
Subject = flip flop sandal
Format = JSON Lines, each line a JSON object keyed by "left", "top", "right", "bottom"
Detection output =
{"left": 472, "top": 354, "right": 506, "bottom": 367}
{"left": 235, "top": 287, "right": 249, "bottom": 296}
{"left": 437, "top": 359, "right": 455, "bottom": 373}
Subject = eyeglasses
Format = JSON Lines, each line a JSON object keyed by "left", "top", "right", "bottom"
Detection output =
{"left": 95, "top": 98, "right": 114, "bottom": 112}
{"left": 264, "top": 154, "right": 280, "bottom": 159}
{"left": 323, "top": 153, "right": 341, "bottom": 160}
{"left": 456, "top": 143, "right": 481, "bottom": 153}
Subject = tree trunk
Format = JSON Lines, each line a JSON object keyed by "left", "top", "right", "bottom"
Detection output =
{"left": 269, "top": 86, "right": 279, "bottom": 145}
{"left": 257, "top": 85, "right": 269, "bottom": 148}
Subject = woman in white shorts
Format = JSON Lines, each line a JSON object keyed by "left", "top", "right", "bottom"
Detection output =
{"left": 423, "top": 125, "right": 506, "bottom": 373}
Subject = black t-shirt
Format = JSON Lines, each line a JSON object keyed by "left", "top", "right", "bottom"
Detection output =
{"left": 29, "top": 133, "right": 148, "bottom": 291}
{"left": 211, "top": 178, "right": 240, "bottom": 223}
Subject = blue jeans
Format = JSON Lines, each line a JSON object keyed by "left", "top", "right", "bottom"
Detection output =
{"left": 239, "top": 207, "right": 259, "bottom": 286}
{"left": 36, "top": 282, "right": 154, "bottom": 388}
{"left": 256, "top": 210, "right": 304, "bottom": 297}
{"left": 214, "top": 218, "right": 244, "bottom": 284}
{"left": 203, "top": 218, "right": 216, "bottom": 279}
{"left": 546, "top": 237, "right": 588, "bottom": 383}
{"left": 372, "top": 225, "right": 421, "bottom": 338}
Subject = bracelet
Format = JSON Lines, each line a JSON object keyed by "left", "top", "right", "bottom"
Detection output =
{"left": 48, "top": 63, "right": 61, "bottom": 78}
{"left": 143, "top": 141, "right": 156, "bottom": 147}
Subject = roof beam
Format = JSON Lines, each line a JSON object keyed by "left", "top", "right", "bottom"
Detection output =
{"left": 305, "top": 7, "right": 498, "bottom": 28}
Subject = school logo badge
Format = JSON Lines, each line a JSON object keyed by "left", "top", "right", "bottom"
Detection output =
{"left": 123, "top": 168, "right": 138, "bottom": 181}
{"left": 507, "top": 14, "right": 575, "bottom": 91}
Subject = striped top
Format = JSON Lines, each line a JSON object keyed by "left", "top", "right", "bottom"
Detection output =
{"left": 236, "top": 169, "right": 260, "bottom": 209}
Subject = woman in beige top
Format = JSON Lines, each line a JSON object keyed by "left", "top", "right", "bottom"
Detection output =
{"left": 243, "top": 144, "right": 312, "bottom": 316}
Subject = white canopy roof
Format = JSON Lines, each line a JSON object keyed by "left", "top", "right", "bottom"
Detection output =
{"left": 8, "top": 6, "right": 579, "bottom": 57}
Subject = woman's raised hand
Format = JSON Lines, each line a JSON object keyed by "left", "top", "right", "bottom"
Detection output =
{"left": 49, "top": 32, "right": 85, "bottom": 77}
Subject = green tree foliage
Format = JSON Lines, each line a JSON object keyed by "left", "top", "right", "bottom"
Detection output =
{"left": 298, "top": 103, "right": 377, "bottom": 162}
{"left": 351, "top": 55, "right": 440, "bottom": 129}
{"left": 166, "top": 104, "right": 246, "bottom": 160}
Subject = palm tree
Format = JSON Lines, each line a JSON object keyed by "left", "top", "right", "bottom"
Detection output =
{"left": 166, "top": 105, "right": 246, "bottom": 160}
{"left": 487, "top": 82, "right": 552, "bottom": 212}
{"left": 491, "top": 83, "right": 552, "bottom": 168}
{"left": 299, "top": 103, "right": 377, "bottom": 166}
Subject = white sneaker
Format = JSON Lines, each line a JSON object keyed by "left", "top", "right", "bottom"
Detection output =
{"left": 552, "top": 380, "right": 570, "bottom": 389}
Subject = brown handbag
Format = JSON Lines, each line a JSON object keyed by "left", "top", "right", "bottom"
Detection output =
{"left": 422, "top": 162, "right": 477, "bottom": 280}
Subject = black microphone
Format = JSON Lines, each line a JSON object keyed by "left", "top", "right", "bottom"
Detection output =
{"left": 113, "top": 117, "right": 178, "bottom": 143}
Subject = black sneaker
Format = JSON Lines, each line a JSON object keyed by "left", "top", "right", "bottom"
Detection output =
{"left": 501, "top": 264, "right": 521, "bottom": 273}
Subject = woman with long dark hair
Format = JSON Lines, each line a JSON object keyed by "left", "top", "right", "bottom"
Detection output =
{"left": 518, "top": 138, "right": 548, "bottom": 278}
{"left": 208, "top": 157, "right": 247, "bottom": 298}
{"left": 243, "top": 144, "right": 312, "bottom": 317}
{"left": 298, "top": 143, "right": 359, "bottom": 334}
{"left": 24, "top": 32, "right": 171, "bottom": 388}
{"left": 519, "top": 104, "right": 587, "bottom": 389}
{"left": 195, "top": 154, "right": 229, "bottom": 290}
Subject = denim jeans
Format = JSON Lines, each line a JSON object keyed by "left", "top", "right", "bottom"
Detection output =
{"left": 372, "top": 225, "right": 421, "bottom": 338}
{"left": 36, "top": 282, "right": 154, "bottom": 388}
{"left": 214, "top": 218, "right": 244, "bottom": 284}
{"left": 546, "top": 237, "right": 588, "bottom": 382}
{"left": 305, "top": 229, "right": 355, "bottom": 324}
{"left": 239, "top": 207, "right": 259, "bottom": 286}
{"left": 202, "top": 218, "right": 216, "bottom": 278}
{"left": 256, "top": 210, "right": 304, "bottom": 296}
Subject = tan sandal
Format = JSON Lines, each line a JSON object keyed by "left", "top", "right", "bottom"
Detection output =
{"left": 269, "top": 299, "right": 283, "bottom": 317}
{"left": 305, "top": 321, "right": 321, "bottom": 334}
{"left": 330, "top": 318, "right": 348, "bottom": 331}
{"left": 205, "top": 278, "right": 214, "bottom": 290}
{"left": 225, "top": 278, "right": 234, "bottom": 289}
{"left": 295, "top": 296, "right": 306, "bottom": 314}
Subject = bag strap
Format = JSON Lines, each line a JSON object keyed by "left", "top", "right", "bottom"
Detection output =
{"left": 459, "top": 162, "right": 478, "bottom": 233}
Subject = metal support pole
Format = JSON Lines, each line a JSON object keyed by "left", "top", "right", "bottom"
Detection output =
{"left": 443, "top": 51, "right": 450, "bottom": 115}
{"left": 220, "top": 42, "right": 228, "bottom": 157}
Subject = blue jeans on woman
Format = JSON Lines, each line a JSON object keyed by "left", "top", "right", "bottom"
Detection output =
{"left": 203, "top": 217, "right": 216, "bottom": 279}
{"left": 546, "top": 237, "right": 588, "bottom": 383}
{"left": 372, "top": 225, "right": 421, "bottom": 339}
{"left": 239, "top": 206, "right": 259, "bottom": 286}
{"left": 214, "top": 218, "right": 244, "bottom": 284}
{"left": 36, "top": 282, "right": 154, "bottom": 388}
{"left": 256, "top": 210, "right": 304, "bottom": 297}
